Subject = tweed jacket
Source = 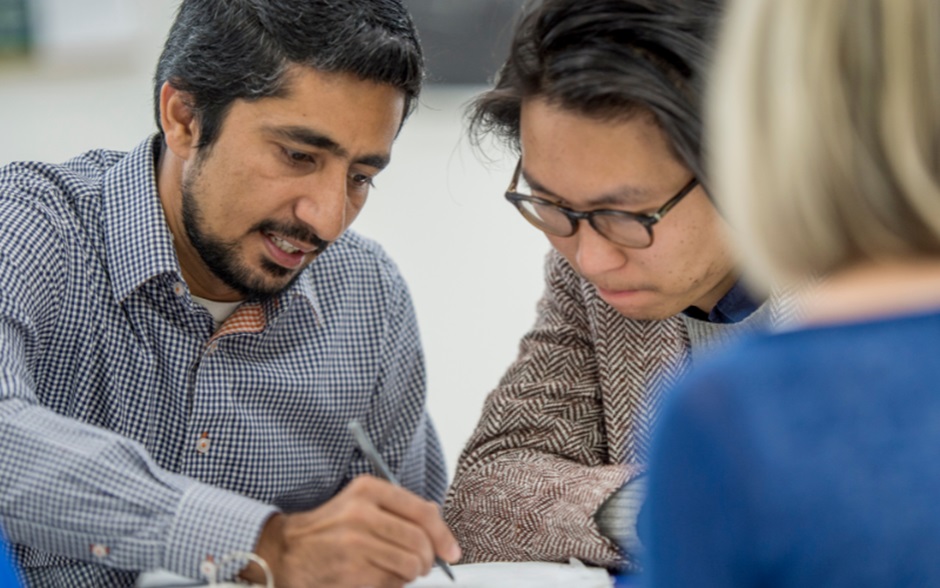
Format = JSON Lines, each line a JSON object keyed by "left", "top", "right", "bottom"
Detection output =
{"left": 444, "top": 250, "right": 797, "bottom": 569}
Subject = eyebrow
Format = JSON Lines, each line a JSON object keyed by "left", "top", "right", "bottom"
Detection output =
{"left": 521, "top": 169, "right": 655, "bottom": 208}
{"left": 267, "top": 125, "right": 391, "bottom": 170}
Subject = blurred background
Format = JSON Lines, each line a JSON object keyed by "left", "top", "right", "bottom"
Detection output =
{"left": 0, "top": 0, "right": 546, "bottom": 479}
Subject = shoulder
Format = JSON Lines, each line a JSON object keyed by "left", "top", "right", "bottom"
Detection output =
{"left": 0, "top": 148, "right": 131, "bottom": 285}
{"left": 675, "top": 331, "right": 800, "bottom": 388}
{"left": 0, "top": 149, "right": 125, "bottom": 230}
{"left": 0, "top": 163, "right": 74, "bottom": 266}
{"left": 657, "top": 328, "right": 828, "bottom": 441}
{"left": 0, "top": 149, "right": 125, "bottom": 202}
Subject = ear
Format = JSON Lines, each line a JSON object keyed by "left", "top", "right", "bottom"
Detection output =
{"left": 160, "top": 81, "right": 200, "bottom": 161}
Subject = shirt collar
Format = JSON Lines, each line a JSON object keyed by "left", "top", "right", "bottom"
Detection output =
{"left": 102, "top": 135, "right": 181, "bottom": 303}
{"left": 286, "top": 265, "right": 321, "bottom": 318}
{"left": 101, "top": 134, "right": 321, "bottom": 317}
{"left": 682, "top": 279, "right": 761, "bottom": 324}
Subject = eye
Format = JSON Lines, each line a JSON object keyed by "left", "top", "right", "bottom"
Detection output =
{"left": 283, "top": 148, "right": 315, "bottom": 166}
{"left": 349, "top": 172, "right": 376, "bottom": 189}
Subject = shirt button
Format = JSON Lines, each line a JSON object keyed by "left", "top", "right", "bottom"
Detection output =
{"left": 196, "top": 433, "right": 210, "bottom": 454}
{"left": 199, "top": 557, "right": 218, "bottom": 579}
{"left": 173, "top": 282, "right": 185, "bottom": 296}
{"left": 206, "top": 341, "right": 219, "bottom": 355}
{"left": 90, "top": 543, "right": 109, "bottom": 559}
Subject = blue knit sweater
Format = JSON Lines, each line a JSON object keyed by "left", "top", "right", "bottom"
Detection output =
{"left": 644, "top": 308, "right": 940, "bottom": 587}
{"left": 0, "top": 531, "right": 21, "bottom": 587}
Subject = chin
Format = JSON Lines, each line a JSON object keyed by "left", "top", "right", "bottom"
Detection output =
{"left": 608, "top": 299, "right": 687, "bottom": 322}
{"left": 595, "top": 289, "right": 675, "bottom": 321}
{"left": 220, "top": 264, "right": 303, "bottom": 300}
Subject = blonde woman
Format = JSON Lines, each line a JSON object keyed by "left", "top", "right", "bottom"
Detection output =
{"left": 643, "top": 0, "right": 940, "bottom": 585}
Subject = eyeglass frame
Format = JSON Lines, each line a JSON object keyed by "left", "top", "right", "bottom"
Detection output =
{"left": 504, "top": 160, "right": 700, "bottom": 249}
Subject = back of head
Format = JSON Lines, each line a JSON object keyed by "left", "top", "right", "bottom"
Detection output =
{"left": 711, "top": 0, "right": 940, "bottom": 289}
{"left": 470, "top": 0, "right": 723, "bottom": 181}
{"left": 153, "top": 0, "right": 423, "bottom": 150}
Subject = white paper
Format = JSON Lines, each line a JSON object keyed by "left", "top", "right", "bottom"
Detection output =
{"left": 407, "top": 560, "right": 614, "bottom": 588}
{"left": 138, "top": 560, "right": 613, "bottom": 588}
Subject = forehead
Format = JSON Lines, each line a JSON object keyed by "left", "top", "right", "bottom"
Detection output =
{"left": 221, "top": 67, "right": 406, "bottom": 151}
{"left": 518, "top": 97, "right": 689, "bottom": 203}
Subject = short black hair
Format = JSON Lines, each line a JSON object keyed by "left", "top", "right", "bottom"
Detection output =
{"left": 154, "top": 0, "right": 424, "bottom": 150}
{"left": 470, "top": 0, "right": 721, "bottom": 182}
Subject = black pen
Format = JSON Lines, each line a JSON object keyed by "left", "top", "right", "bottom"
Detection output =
{"left": 347, "top": 420, "right": 456, "bottom": 582}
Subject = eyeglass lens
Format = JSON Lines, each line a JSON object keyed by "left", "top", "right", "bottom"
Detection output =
{"left": 512, "top": 174, "right": 653, "bottom": 247}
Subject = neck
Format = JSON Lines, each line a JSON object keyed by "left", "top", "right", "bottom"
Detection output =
{"left": 156, "top": 142, "right": 243, "bottom": 302}
{"left": 691, "top": 269, "right": 740, "bottom": 315}
{"left": 801, "top": 258, "right": 940, "bottom": 326}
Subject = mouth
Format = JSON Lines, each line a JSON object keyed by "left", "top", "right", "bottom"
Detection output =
{"left": 262, "top": 230, "right": 318, "bottom": 270}
{"left": 264, "top": 231, "right": 316, "bottom": 254}
{"left": 595, "top": 284, "right": 646, "bottom": 301}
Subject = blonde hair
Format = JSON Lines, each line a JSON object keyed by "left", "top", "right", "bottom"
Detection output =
{"left": 709, "top": 0, "right": 940, "bottom": 290}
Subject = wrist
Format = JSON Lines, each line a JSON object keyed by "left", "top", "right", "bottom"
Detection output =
{"left": 241, "top": 513, "right": 285, "bottom": 584}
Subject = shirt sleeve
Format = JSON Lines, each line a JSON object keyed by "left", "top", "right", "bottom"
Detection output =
{"left": 0, "top": 220, "right": 277, "bottom": 581}
{"left": 595, "top": 475, "right": 648, "bottom": 556}
{"left": 444, "top": 251, "right": 642, "bottom": 569}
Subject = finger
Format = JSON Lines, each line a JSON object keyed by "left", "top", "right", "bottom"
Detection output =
{"left": 354, "top": 528, "right": 428, "bottom": 584}
{"left": 379, "top": 495, "right": 460, "bottom": 563}
{"left": 347, "top": 476, "right": 461, "bottom": 563}
{"left": 417, "top": 503, "right": 461, "bottom": 564}
{"left": 364, "top": 509, "right": 435, "bottom": 574}
{"left": 275, "top": 525, "right": 410, "bottom": 588}
{"left": 312, "top": 482, "right": 435, "bottom": 576}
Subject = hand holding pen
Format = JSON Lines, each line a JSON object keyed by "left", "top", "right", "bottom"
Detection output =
{"left": 245, "top": 425, "right": 460, "bottom": 587}
{"left": 348, "top": 420, "right": 458, "bottom": 581}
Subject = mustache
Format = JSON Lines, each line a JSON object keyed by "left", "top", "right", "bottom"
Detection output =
{"left": 253, "top": 220, "right": 331, "bottom": 253}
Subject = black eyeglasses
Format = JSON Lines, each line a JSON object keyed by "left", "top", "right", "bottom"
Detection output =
{"left": 504, "top": 160, "right": 700, "bottom": 249}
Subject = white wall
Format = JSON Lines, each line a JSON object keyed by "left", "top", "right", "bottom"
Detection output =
{"left": 357, "top": 88, "right": 548, "bottom": 475}
{"left": 0, "top": 0, "right": 549, "bottom": 478}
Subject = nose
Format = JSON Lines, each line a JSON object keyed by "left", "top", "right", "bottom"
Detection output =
{"left": 294, "top": 169, "right": 350, "bottom": 243}
{"left": 573, "top": 220, "right": 627, "bottom": 277}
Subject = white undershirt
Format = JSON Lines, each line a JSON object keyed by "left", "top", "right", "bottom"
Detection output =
{"left": 191, "top": 294, "right": 242, "bottom": 329}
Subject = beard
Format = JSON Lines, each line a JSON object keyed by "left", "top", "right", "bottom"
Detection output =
{"left": 179, "top": 164, "right": 329, "bottom": 300}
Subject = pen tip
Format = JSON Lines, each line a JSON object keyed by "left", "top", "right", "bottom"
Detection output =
{"left": 438, "top": 559, "right": 456, "bottom": 581}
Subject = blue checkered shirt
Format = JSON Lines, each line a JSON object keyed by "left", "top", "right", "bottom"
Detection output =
{"left": 0, "top": 137, "right": 447, "bottom": 587}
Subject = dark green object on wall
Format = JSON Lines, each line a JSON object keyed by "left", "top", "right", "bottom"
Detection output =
{"left": 0, "top": 0, "right": 30, "bottom": 56}
{"left": 404, "top": 0, "right": 525, "bottom": 84}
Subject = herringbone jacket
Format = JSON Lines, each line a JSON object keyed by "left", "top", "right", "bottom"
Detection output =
{"left": 444, "top": 250, "right": 796, "bottom": 569}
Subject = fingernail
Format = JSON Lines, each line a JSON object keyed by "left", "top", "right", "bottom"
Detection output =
{"left": 449, "top": 544, "right": 462, "bottom": 562}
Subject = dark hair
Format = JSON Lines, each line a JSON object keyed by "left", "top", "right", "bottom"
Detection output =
{"left": 154, "top": 0, "right": 424, "bottom": 150}
{"left": 470, "top": 0, "right": 721, "bottom": 182}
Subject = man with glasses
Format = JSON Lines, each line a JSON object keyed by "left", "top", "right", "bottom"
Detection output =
{"left": 444, "top": 0, "right": 797, "bottom": 573}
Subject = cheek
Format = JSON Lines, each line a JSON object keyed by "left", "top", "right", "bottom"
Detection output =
{"left": 197, "top": 178, "right": 239, "bottom": 225}
{"left": 545, "top": 233, "right": 579, "bottom": 265}
{"left": 637, "top": 215, "right": 709, "bottom": 277}
{"left": 206, "top": 169, "right": 271, "bottom": 222}
{"left": 545, "top": 233, "right": 566, "bottom": 251}
{"left": 689, "top": 212, "right": 734, "bottom": 263}
{"left": 667, "top": 215, "right": 734, "bottom": 283}
{"left": 344, "top": 196, "right": 368, "bottom": 227}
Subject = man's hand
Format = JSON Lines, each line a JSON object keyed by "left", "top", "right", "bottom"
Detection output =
{"left": 244, "top": 475, "right": 461, "bottom": 588}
